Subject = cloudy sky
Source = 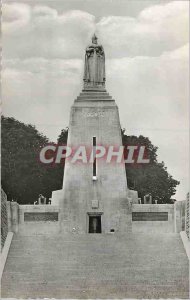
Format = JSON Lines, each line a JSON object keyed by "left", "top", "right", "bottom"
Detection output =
{"left": 2, "top": 0, "right": 189, "bottom": 200}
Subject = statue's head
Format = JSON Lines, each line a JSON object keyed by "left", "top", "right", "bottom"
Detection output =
{"left": 92, "top": 33, "right": 98, "bottom": 44}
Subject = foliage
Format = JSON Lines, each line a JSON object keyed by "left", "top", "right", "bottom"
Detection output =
{"left": 122, "top": 130, "right": 180, "bottom": 203}
{"left": 57, "top": 128, "right": 68, "bottom": 144}
{"left": 1, "top": 116, "right": 63, "bottom": 204}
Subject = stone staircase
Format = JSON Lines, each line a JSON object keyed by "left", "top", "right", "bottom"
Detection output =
{"left": 1, "top": 233, "right": 189, "bottom": 299}
{"left": 75, "top": 90, "right": 114, "bottom": 102}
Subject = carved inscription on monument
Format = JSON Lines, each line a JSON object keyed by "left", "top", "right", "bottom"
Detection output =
{"left": 132, "top": 212, "right": 168, "bottom": 221}
{"left": 24, "top": 212, "right": 58, "bottom": 222}
{"left": 84, "top": 110, "right": 105, "bottom": 118}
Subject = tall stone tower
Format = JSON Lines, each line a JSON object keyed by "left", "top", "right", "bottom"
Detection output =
{"left": 52, "top": 35, "right": 132, "bottom": 233}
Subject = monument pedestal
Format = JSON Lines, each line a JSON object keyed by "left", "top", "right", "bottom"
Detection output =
{"left": 52, "top": 89, "right": 132, "bottom": 233}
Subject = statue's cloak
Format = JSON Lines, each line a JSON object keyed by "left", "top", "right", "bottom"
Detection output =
{"left": 84, "top": 44, "right": 105, "bottom": 86}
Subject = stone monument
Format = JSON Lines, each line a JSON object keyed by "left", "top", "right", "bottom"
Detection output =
{"left": 52, "top": 35, "right": 132, "bottom": 233}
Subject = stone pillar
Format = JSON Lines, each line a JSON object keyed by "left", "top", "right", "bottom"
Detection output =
{"left": 10, "top": 202, "right": 19, "bottom": 233}
{"left": 144, "top": 194, "right": 152, "bottom": 204}
{"left": 174, "top": 201, "right": 183, "bottom": 233}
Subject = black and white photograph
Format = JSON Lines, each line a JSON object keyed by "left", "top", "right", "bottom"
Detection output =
{"left": 1, "top": 0, "right": 189, "bottom": 299}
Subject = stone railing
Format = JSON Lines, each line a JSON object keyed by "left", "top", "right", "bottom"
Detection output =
{"left": 185, "top": 192, "right": 189, "bottom": 239}
{"left": 1, "top": 189, "right": 8, "bottom": 250}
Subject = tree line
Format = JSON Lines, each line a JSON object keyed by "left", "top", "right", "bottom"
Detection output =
{"left": 1, "top": 116, "right": 179, "bottom": 204}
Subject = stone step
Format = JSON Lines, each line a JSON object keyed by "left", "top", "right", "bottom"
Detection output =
{"left": 82, "top": 89, "right": 106, "bottom": 92}
{"left": 81, "top": 90, "right": 108, "bottom": 93}
{"left": 75, "top": 91, "right": 113, "bottom": 101}
{"left": 75, "top": 100, "right": 115, "bottom": 103}
{"left": 79, "top": 93, "right": 111, "bottom": 97}
{"left": 2, "top": 233, "right": 189, "bottom": 299}
{"left": 78, "top": 95, "right": 112, "bottom": 99}
{"left": 80, "top": 91, "right": 109, "bottom": 95}
{"left": 76, "top": 97, "right": 114, "bottom": 102}
{"left": 77, "top": 95, "right": 112, "bottom": 100}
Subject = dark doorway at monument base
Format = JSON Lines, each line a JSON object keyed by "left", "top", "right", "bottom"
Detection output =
{"left": 89, "top": 215, "right": 102, "bottom": 233}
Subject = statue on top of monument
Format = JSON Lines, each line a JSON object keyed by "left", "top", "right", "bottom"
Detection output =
{"left": 83, "top": 34, "right": 105, "bottom": 89}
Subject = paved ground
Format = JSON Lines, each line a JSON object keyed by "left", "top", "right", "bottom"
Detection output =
{"left": 1, "top": 233, "right": 189, "bottom": 298}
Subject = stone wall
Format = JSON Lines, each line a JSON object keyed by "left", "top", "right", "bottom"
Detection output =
{"left": 1, "top": 189, "right": 8, "bottom": 250}
{"left": 10, "top": 204, "right": 61, "bottom": 235}
{"left": 185, "top": 192, "right": 189, "bottom": 239}
{"left": 3, "top": 201, "right": 184, "bottom": 236}
{"left": 132, "top": 203, "right": 182, "bottom": 233}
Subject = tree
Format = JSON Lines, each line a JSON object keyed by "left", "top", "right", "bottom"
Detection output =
{"left": 122, "top": 130, "right": 180, "bottom": 203}
{"left": 57, "top": 128, "right": 68, "bottom": 144}
{"left": 2, "top": 116, "right": 179, "bottom": 204}
{"left": 50, "top": 127, "right": 69, "bottom": 182}
{"left": 1, "top": 116, "right": 63, "bottom": 204}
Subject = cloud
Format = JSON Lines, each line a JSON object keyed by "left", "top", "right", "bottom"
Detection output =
{"left": 32, "top": 5, "right": 58, "bottom": 18}
{"left": 2, "top": 58, "right": 83, "bottom": 138}
{"left": 4, "top": 57, "right": 83, "bottom": 77}
{"left": 164, "top": 43, "right": 189, "bottom": 59}
{"left": 139, "top": 1, "right": 188, "bottom": 21}
{"left": 97, "top": 1, "right": 189, "bottom": 57}
{"left": 3, "top": 3, "right": 31, "bottom": 32}
{"left": 3, "top": 1, "right": 189, "bottom": 59}
{"left": 3, "top": 4, "right": 95, "bottom": 59}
